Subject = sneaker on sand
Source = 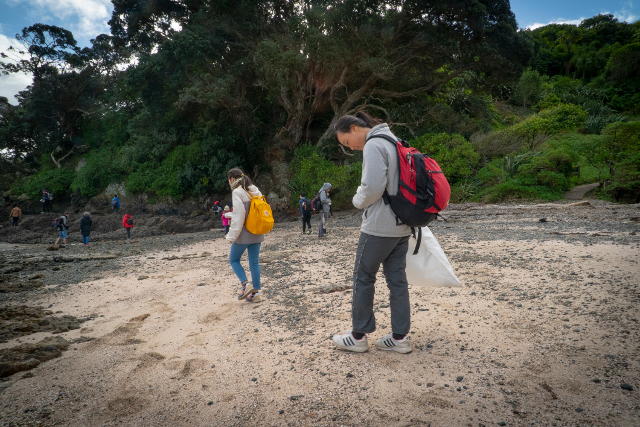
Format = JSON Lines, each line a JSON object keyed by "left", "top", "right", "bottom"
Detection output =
{"left": 238, "top": 282, "right": 255, "bottom": 300}
{"left": 246, "top": 292, "right": 261, "bottom": 302}
{"left": 375, "top": 333, "right": 412, "bottom": 354}
{"left": 332, "top": 331, "right": 368, "bottom": 353}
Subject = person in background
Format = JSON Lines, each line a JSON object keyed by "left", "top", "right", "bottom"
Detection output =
{"left": 123, "top": 213, "right": 134, "bottom": 241}
{"left": 79, "top": 212, "right": 92, "bottom": 246}
{"left": 111, "top": 195, "right": 120, "bottom": 213}
{"left": 300, "top": 192, "right": 312, "bottom": 234}
{"left": 54, "top": 212, "right": 69, "bottom": 247}
{"left": 41, "top": 190, "right": 51, "bottom": 213}
{"left": 318, "top": 183, "right": 332, "bottom": 238}
{"left": 213, "top": 201, "right": 221, "bottom": 215}
{"left": 226, "top": 168, "right": 265, "bottom": 303}
{"left": 331, "top": 111, "right": 413, "bottom": 354}
{"left": 222, "top": 205, "right": 232, "bottom": 236}
{"left": 10, "top": 204, "right": 22, "bottom": 226}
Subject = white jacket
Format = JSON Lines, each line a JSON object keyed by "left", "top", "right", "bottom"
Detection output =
{"left": 226, "top": 185, "right": 265, "bottom": 244}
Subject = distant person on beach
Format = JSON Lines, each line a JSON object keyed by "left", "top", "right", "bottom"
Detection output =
{"left": 123, "top": 214, "right": 134, "bottom": 241}
{"left": 10, "top": 204, "right": 22, "bottom": 226}
{"left": 54, "top": 212, "right": 69, "bottom": 247}
{"left": 318, "top": 183, "right": 332, "bottom": 238}
{"left": 299, "top": 192, "right": 312, "bottom": 234}
{"left": 41, "top": 190, "right": 52, "bottom": 213}
{"left": 331, "top": 111, "right": 413, "bottom": 354}
{"left": 226, "top": 168, "right": 264, "bottom": 303}
{"left": 111, "top": 195, "right": 120, "bottom": 213}
{"left": 222, "top": 205, "right": 232, "bottom": 236}
{"left": 213, "top": 201, "right": 221, "bottom": 215}
{"left": 79, "top": 212, "right": 92, "bottom": 246}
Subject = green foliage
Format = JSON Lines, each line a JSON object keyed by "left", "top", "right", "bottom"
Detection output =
{"left": 513, "top": 69, "right": 543, "bottom": 107}
{"left": 510, "top": 104, "right": 587, "bottom": 149}
{"left": 71, "top": 147, "right": 125, "bottom": 197}
{"left": 410, "top": 133, "right": 480, "bottom": 184}
{"left": 475, "top": 180, "right": 563, "bottom": 203}
{"left": 12, "top": 167, "right": 76, "bottom": 200}
{"left": 289, "top": 145, "right": 361, "bottom": 209}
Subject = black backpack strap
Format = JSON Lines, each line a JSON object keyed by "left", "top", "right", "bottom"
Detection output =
{"left": 410, "top": 227, "right": 421, "bottom": 255}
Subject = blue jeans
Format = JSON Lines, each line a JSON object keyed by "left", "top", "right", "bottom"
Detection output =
{"left": 82, "top": 235, "right": 89, "bottom": 244}
{"left": 229, "top": 242, "right": 261, "bottom": 290}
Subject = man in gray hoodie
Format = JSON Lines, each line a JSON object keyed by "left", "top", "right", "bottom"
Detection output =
{"left": 331, "top": 111, "right": 413, "bottom": 354}
{"left": 318, "top": 183, "right": 332, "bottom": 238}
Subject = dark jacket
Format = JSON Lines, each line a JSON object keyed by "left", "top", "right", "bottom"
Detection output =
{"left": 80, "top": 215, "right": 92, "bottom": 236}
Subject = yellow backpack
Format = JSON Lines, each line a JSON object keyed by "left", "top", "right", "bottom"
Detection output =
{"left": 245, "top": 194, "right": 274, "bottom": 234}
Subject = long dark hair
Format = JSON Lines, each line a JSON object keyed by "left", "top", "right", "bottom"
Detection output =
{"left": 334, "top": 111, "right": 383, "bottom": 134}
{"left": 227, "top": 168, "right": 253, "bottom": 190}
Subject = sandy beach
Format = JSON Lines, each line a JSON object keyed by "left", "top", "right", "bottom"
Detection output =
{"left": 1, "top": 201, "right": 639, "bottom": 426}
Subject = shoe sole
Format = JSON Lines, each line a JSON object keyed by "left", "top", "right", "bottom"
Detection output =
{"left": 333, "top": 338, "right": 369, "bottom": 353}
{"left": 238, "top": 286, "right": 255, "bottom": 300}
{"left": 375, "top": 344, "right": 412, "bottom": 354}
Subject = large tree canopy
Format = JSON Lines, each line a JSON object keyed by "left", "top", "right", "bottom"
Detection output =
{"left": 2, "top": 0, "right": 533, "bottom": 198}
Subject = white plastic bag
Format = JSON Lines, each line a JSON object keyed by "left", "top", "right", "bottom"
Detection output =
{"left": 406, "top": 226, "right": 461, "bottom": 287}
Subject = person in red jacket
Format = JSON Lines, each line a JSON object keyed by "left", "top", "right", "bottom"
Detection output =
{"left": 123, "top": 214, "right": 134, "bottom": 241}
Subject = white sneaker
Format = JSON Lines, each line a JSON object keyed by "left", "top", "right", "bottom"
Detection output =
{"left": 375, "top": 333, "right": 412, "bottom": 353}
{"left": 332, "top": 331, "right": 368, "bottom": 353}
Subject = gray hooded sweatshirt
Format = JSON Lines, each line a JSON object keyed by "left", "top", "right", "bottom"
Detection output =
{"left": 352, "top": 124, "right": 412, "bottom": 238}
{"left": 319, "top": 183, "right": 332, "bottom": 213}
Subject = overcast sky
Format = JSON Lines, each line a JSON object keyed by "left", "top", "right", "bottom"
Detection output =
{"left": 1, "top": 0, "right": 638, "bottom": 104}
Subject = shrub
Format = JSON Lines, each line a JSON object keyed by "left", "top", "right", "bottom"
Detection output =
{"left": 410, "top": 133, "right": 480, "bottom": 184}
{"left": 536, "top": 171, "right": 570, "bottom": 191}
{"left": 289, "top": 145, "right": 361, "bottom": 209}
{"left": 72, "top": 147, "right": 125, "bottom": 197}
{"left": 475, "top": 179, "right": 563, "bottom": 203}
{"left": 12, "top": 167, "right": 76, "bottom": 201}
{"left": 510, "top": 104, "right": 587, "bottom": 149}
{"left": 476, "top": 158, "right": 506, "bottom": 186}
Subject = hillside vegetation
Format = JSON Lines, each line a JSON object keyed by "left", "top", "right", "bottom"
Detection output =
{"left": 1, "top": 2, "right": 639, "bottom": 210}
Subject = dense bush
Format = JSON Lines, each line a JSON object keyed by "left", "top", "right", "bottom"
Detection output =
{"left": 289, "top": 145, "right": 361, "bottom": 210}
{"left": 410, "top": 133, "right": 480, "bottom": 184}
{"left": 72, "top": 146, "right": 125, "bottom": 197}
{"left": 12, "top": 167, "right": 76, "bottom": 200}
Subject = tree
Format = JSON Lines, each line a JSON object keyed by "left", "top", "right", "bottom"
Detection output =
{"left": 513, "top": 69, "right": 542, "bottom": 107}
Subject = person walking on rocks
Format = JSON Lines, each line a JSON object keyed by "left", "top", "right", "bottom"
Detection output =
{"left": 79, "top": 212, "right": 92, "bottom": 246}
{"left": 300, "top": 192, "right": 312, "bottom": 234}
{"left": 54, "top": 212, "right": 70, "bottom": 247}
{"left": 10, "top": 204, "right": 22, "bottom": 226}
{"left": 123, "top": 213, "right": 134, "bottom": 241}
{"left": 318, "top": 183, "right": 332, "bottom": 238}
{"left": 226, "top": 168, "right": 264, "bottom": 303}
{"left": 331, "top": 111, "right": 413, "bottom": 354}
{"left": 41, "top": 190, "right": 52, "bottom": 213}
{"left": 111, "top": 195, "right": 120, "bottom": 214}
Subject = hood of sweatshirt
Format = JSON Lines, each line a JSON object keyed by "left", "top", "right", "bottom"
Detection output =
{"left": 320, "top": 183, "right": 332, "bottom": 192}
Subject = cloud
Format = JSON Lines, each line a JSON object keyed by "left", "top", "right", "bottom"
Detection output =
{"left": 0, "top": 32, "right": 33, "bottom": 104}
{"left": 527, "top": 18, "right": 585, "bottom": 30}
{"left": 6, "top": 0, "right": 113, "bottom": 39}
{"left": 526, "top": 5, "right": 639, "bottom": 30}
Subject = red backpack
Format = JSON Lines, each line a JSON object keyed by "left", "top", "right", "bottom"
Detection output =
{"left": 367, "top": 134, "right": 451, "bottom": 253}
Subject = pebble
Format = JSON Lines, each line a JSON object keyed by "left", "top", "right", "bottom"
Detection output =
{"left": 621, "top": 384, "right": 633, "bottom": 391}
{"left": 207, "top": 401, "right": 213, "bottom": 405}
{"left": 279, "top": 410, "right": 284, "bottom": 414}
{"left": 456, "top": 376, "right": 464, "bottom": 382}
{"left": 346, "top": 373, "right": 354, "bottom": 378}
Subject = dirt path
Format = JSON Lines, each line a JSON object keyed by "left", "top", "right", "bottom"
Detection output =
{"left": 1, "top": 203, "right": 639, "bottom": 426}
{"left": 564, "top": 182, "right": 600, "bottom": 200}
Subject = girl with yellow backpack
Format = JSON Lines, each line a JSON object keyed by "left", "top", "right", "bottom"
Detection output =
{"left": 226, "top": 168, "right": 273, "bottom": 302}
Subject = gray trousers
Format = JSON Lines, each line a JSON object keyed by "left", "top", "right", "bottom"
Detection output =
{"left": 318, "top": 212, "right": 329, "bottom": 236}
{"left": 352, "top": 233, "right": 411, "bottom": 335}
